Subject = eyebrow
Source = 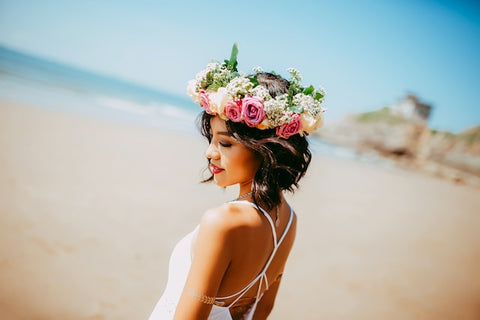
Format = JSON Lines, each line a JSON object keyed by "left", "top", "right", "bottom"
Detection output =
{"left": 215, "top": 131, "right": 231, "bottom": 136}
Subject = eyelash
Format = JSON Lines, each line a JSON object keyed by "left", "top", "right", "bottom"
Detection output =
{"left": 219, "top": 141, "right": 232, "bottom": 147}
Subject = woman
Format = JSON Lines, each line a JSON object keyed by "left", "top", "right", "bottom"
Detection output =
{"left": 149, "top": 45, "right": 326, "bottom": 319}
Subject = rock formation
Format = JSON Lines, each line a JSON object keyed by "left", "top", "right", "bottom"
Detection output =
{"left": 316, "top": 95, "right": 480, "bottom": 187}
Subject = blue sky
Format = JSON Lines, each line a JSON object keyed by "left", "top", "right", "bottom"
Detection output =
{"left": 1, "top": 0, "right": 479, "bottom": 133}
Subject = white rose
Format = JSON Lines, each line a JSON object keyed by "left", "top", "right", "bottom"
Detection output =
{"left": 186, "top": 80, "right": 200, "bottom": 103}
{"left": 300, "top": 112, "right": 322, "bottom": 133}
{"left": 208, "top": 87, "right": 232, "bottom": 116}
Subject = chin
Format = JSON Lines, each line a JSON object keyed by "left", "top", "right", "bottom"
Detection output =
{"left": 213, "top": 177, "right": 226, "bottom": 187}
{"left": 213, "top": 177, "right": 235, "bottom": 188}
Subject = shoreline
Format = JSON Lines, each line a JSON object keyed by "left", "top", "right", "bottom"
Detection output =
{"left": 3, "top": 93, "right": 476, "bottom": 191}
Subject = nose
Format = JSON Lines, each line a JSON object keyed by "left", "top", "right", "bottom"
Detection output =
{"left": 206, "top": 142, "right": 220, "bottom": 160}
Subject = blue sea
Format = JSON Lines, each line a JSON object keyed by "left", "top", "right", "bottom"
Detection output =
{"left": 0, "top": 46, "right": 372, "bottom": 161}
{"left": 0, "top": 46, "right": 204, "bottom": 134}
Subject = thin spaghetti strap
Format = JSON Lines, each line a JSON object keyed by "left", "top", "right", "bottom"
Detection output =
{"left": 256, "top": 205, "right": 294, "bottom": 280}
{"left": 277, "top": 205, "right": 294, "bottom": 246}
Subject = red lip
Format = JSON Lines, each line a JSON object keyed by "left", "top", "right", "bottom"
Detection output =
{"left": 210, "top": 163, "right": 224, "bottom": 174}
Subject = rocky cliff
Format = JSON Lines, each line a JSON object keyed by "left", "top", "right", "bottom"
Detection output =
{"left": 428, "top": 126, "right": 480, "bottom": 176}
{"left": 316, "top": 107, "right": 480, "bottom": 186}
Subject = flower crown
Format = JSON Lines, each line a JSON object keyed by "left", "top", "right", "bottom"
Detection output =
{"left": 187, "top": 44, "right": 326, "bottom": 139}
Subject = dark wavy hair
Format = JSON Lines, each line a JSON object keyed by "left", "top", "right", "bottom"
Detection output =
{"left": 199, "top": 73, "right": 312, "bottom": 210}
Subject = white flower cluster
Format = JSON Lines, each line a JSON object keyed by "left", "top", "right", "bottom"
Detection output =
{"left": 225, "top": 77, "right": 253, "bottom": 99}
{"left": 287, "top": 67, "right": 302, "bottom": 83}
{"left": 213, "top": 68, "right": 230, "bottom": 83}
{"left": 195, "top": 62, "right": 226, "bottom": 89}
{"left": 263, "top": 94, "right": 289, "bottom": 127}
{"left": 252, "top": 66, "right": 264, "bottom": 73}
{"left": 250, "top": 85, "right": 269, "bottom": 100}
{"left": 317, "top": 85, "right": 327, "bottom": 97}
{"left": 293, "top": 93, "right": 324, "bottom": 117}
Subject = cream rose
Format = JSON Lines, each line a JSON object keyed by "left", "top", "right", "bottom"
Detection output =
{"left": 208, "top": 87, "right": 232, "bottom": 116}
{"left": 186, "top": 80, "right": 200, "bottom": 104}
{"left": 300, "top": 112, "right": 322, "bottom": 133}
{"left": 256, "top": 118, "right": 272, "bottom": 130}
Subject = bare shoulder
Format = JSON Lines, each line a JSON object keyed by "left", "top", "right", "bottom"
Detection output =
{"left": 194, "top": 204, "right": 250, "bottom": 259}
{"left": 199, "top": 203, "right": 250, "bottom": 233}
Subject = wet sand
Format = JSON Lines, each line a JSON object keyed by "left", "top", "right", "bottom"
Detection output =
{"left": 1, "top": 100, "right": 479, "bottom": 319}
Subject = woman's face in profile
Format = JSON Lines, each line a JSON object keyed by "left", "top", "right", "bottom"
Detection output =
{"left": 205, "top": 116, "right": 260, "bottom": 189}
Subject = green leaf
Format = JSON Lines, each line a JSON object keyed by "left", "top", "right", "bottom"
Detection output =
{"left": 287, "top": 85, "right": 296, "bottom": 104}
{"left": 225, "top": 43, "right": 239, "bottom": 72}
{"left": 315, "top": 92, "right": 324, "bottom": 100}
{"left": 248, "top": 76, "right": 259, "bottom": 87}
{"left": 289, "top": 105, "right": 304, "bottom": 114}
{"left": 303, "top": 85, "right": 314, "bottom": 95}
{"left": 230, "top": 43, "right": 238, "bottom": 65}
{"left": 290, "top": 82, "right": 302, "bottom": 95}
{"left": 208, "top": 83, "right": 221, "bottom": 91}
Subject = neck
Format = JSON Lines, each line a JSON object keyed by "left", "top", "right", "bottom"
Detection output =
{"left": 235, "top": 191, "right": 252, "bottom": 201}
{"left": 238, "top": 181, "right": 253, "bottom": 198}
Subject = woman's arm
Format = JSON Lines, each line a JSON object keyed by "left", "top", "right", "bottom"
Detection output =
{"left": 174, "top": 208, "right": 233, "bottom": 320}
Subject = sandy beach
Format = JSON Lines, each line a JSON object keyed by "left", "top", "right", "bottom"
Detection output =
{"left": 1, "top": 100, "right": 479, "bottom": 319}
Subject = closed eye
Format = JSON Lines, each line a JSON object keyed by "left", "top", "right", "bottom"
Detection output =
{"left": 219, "top": 141, "right": 232, "bottom": 147}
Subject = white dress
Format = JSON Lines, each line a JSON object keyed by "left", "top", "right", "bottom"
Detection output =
{"left": 148, "top": 201, "right": 294, "bottom": 320}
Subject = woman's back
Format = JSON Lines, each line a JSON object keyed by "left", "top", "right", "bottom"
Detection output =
{"left": 211, "top": 200, "right": 297, "bottom": 311}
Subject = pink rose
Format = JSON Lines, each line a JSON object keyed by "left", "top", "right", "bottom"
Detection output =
{"left": 200, "top": 90, "right": 215, "bottom": 115}
{"left": 241, "top": 96, "right": 266, "bottom": 127}
{"left": 225, "top": 100, "right": 243, "bottom": 122}
{"left": 276, "top": 114, "right": 302, "bottom": 139}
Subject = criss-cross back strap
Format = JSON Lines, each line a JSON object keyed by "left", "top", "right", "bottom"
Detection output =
{"left": 215, "top": 200, "right": 294, "bottom": 308}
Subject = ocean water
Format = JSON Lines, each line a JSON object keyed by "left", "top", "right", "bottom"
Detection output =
{"left": 0, "top": 46, "right": 367, "bottom": 160}
{"left": 0, "top": 46, "right": 201, "bottom": 134}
